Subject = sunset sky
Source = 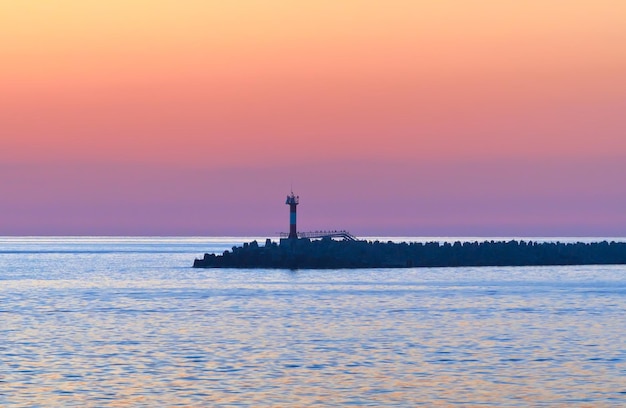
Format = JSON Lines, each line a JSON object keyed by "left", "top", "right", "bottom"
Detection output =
{"left": 2, "top": 1, "right": 625, "bottom": 236}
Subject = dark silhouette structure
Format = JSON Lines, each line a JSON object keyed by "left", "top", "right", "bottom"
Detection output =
{"left": 286, "top": 192, "right": 299, "bottom": 239}
{"left": 193, "top": 238, "right": 626, "bottom": 269}
{"left": 193, "top": 193, "right": 626, "bottom": 269}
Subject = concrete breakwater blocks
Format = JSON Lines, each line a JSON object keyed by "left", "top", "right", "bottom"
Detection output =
{"left": 193, "top": 238, "right": 626, "bottom": 269}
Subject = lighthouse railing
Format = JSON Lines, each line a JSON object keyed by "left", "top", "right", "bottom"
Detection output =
{"left": 279, "top": 230, "right": 357, "bottom": 241}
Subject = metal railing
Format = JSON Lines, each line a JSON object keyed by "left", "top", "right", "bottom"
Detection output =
{"left": 279, "top": 230, "right": 357, "bottom": 241}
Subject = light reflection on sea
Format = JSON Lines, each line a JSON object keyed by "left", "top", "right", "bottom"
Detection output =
{"left": 1, "top": 237, "right": 626, "bottom": 406}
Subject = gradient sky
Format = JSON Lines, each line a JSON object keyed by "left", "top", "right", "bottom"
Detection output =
{"left": 2, "top": 1, "right": 625, "bottom": 236}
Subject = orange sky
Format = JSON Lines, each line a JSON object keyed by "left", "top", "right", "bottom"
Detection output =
{"left": 1, "top": 1, "right": 626, "bottom": 234}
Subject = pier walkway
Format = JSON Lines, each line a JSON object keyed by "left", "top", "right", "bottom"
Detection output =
{"left": 279, "top": 230, "right": 357, "bottom": 241}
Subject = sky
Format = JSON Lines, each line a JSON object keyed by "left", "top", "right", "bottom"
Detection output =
{"left": 1, "top": 1, "right": 625, "bottom": 236}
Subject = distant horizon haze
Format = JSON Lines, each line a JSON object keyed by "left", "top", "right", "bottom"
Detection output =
{"left": 2, "top": 158, "right": 624, "bottom": 237}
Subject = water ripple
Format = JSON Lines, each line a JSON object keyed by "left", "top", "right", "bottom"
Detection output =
{"left": 2, "top": 238, "right": 626, "bottom": 406}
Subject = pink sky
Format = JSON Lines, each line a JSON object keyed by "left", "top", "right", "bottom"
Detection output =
{"left": 1, "top": 1, "right": 625, "bottom": 236}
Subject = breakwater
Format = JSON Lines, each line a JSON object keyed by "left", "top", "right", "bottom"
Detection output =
{"left": 193, "top": 238, "right": 626, "bottom": 269}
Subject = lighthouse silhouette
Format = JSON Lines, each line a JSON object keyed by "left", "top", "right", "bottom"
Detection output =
{"left": 285, "top": 191, "right": 299, "bottom": 239}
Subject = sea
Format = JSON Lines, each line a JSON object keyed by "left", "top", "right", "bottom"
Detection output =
{"left": 1, "top": 236, "right": 625, "bottom": 407}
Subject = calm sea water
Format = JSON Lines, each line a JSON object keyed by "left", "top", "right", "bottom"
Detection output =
{"left": 1, "top": 237, "right": 625, "bottom": 407}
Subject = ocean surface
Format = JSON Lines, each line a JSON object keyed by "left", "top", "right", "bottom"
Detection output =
{"left": 1, "top": 236, "right": 625, "bottom": 407}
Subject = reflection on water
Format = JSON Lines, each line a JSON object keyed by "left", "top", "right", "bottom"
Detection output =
{"left": 1, "top": 237, "right": 626, "bottom": 406}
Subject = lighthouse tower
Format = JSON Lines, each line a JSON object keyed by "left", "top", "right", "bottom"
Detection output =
{"left": 285, "top": 192, "right": 299, "bottom": 239}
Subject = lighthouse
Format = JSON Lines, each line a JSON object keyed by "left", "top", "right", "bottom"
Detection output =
{"left": 285, "top": 192, "right": 299, "bottom": 239}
